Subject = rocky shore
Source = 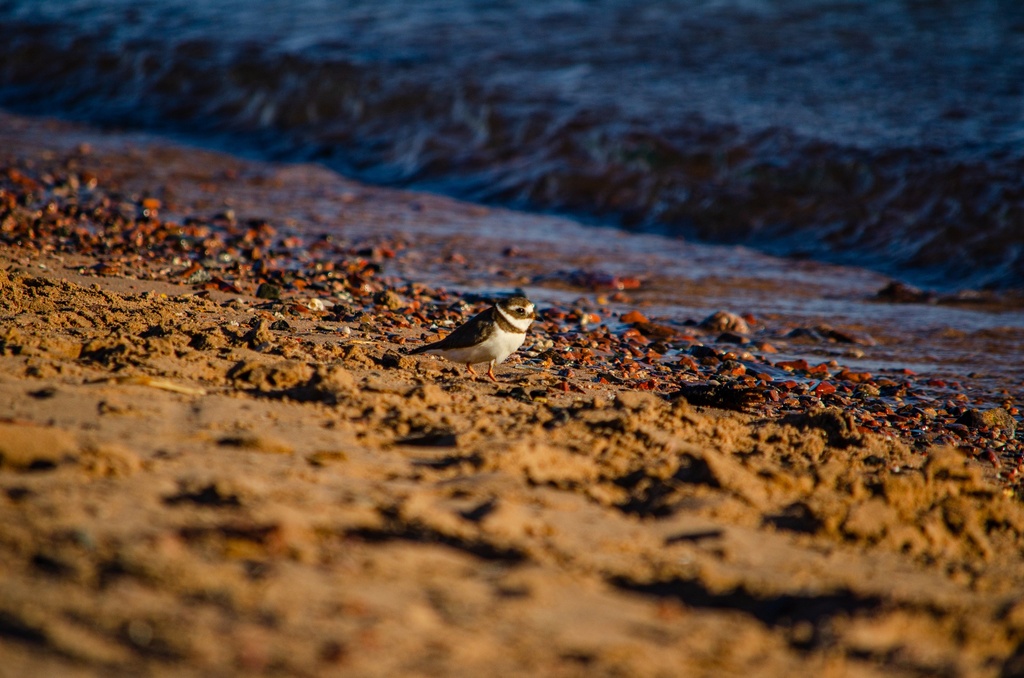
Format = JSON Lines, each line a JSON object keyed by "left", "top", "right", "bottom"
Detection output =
{"left": 2, "top": 111, "right": 1024, "bottom": 677}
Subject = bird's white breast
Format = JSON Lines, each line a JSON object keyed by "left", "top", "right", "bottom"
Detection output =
{"left": 425, "top": 327, "right": 526, "bottom": 366}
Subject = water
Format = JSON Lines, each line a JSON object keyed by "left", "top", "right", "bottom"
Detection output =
{"left": 1, "top": 0, "right": 1023, "bottom": 290}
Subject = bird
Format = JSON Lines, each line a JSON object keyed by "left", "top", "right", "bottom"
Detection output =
{"left": 409, "top": 295, "right": 536, "bottom": 382}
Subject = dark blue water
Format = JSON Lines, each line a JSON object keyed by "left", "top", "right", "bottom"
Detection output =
{"left": 1, "top": 0, "right": 1023, "bottom": 289}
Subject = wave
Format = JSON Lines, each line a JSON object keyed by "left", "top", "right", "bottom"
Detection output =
{"left": 1, "top": 0, "right": 1022, "bottom": 290}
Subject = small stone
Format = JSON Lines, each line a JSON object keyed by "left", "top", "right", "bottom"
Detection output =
{"left": 875, "top": 281, "right": 936, "bottom": 304}
{"left": 956, "top": 408, "right": 1017, "bottom": 435}
{"left": 374, "top": 290, "right": 403, "bottom": 311}
{"left": 855, "top": 383, "right": 881, "bottom": 397}
{"left": 813, "top": 381, "right": 837, "bottom": 396}
{"left": 255, "top": 283, "right": 281, "bottom": 300}
{"left": 183, "top": 266, "right": 212, "bottom": 285}
{"left": 379, "top": 351, "right": 411, "bottom": 369}
{"left": 785, "top": 327, "right": 825, "bottom": 342}
{"left": 689, "top": 345, "right": 719, "bottom": 360}
{"left": 634, "top": 322, "right": 677, "bottom": 340}
{"left": 700, "top": 310, "right": 749, "bottom": 335}
{"left": 818, "top": 326, "right": 876, "bottom": 346}
{"left": 621, "top": 310, "right": 648, "bottom": 324}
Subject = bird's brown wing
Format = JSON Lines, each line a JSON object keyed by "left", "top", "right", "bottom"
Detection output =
{"left": 409, "top": 306, "right": 497, "bottom": 354}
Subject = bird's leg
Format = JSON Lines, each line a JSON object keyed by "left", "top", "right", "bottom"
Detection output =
{"left": 465, "top": 363, "right": 477, "bottom": 377}
{"left": 487, "top": 362, "right": 498, "bottom": 382}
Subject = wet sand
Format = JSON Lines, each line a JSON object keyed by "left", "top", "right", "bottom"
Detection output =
{"left": 2, "top": 111, "right": 1024, "bottom": 677}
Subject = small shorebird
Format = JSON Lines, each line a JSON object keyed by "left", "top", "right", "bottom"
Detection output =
{"left": 409, "top": 295, "right": 536, "bottom": 382}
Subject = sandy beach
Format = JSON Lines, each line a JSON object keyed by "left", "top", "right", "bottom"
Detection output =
{"left": 2, "top": 111, "right": 1024, "bottom": 677}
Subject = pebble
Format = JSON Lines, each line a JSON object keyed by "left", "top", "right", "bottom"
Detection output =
{"left": 700, "top": 310, "right": 750, "bottom": 334}
{"left": 3, "top": 158, "right": 1021, "bottom": 490}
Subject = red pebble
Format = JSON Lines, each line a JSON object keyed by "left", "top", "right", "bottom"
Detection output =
{"left": 777, "top": 359, "right": 810, "bottom": 372}
{"left": 678, "top": 356, "right": 700, "bottom": 370}
{"left": 814, "top": 381, "right": 837, "bottom": 396}
{"left": 621, "top": 310, "right": 648, "bottom": 324}
{"left": 621, "top": 328, "right": 646, "bottom": 342}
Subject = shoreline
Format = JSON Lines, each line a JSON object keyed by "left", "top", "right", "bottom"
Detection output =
{"left": 2, "top": 110, "right": 1024, "bottom": 676}
{"left": 2, "top": 110, "right": 1020, "bottom": 471}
